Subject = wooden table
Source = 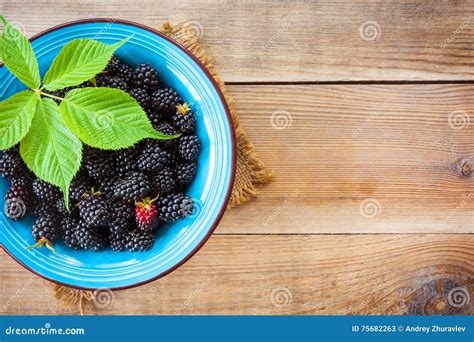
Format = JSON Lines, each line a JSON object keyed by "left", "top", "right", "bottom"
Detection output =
{"left": 1, "top": 0, "right": 473, "bottom": 315}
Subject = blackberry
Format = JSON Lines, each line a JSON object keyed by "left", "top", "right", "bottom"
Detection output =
{"left": 137, "top": 143, "right": 170, "bottom": 173}
{"left": 79, "top": 191, "right": 111, "bottom": 227}
{"left": 110, "top": 233, "right": 127, "bottom": 252}
{"left": 32, "top": 215, "right": 60, "bottom": 242}
{"left": 69, "top": 172, "right": 92, "bottom": 204}
{"left": 157, "top": 193, "right": 194, "bottom": 223}
{"left": 4, "top": 186, "right": 29, "bottom": 220}
{"left": 129, "top": 88, "right": 151, "bottom": 111}
{"left": 97, "top": 176, "right": 119, "bottom": 198}
{"left": 175, "top": 162, "right": 197, "bottom": 190}
{"left": 172, "top": 103, "right": 196, "bottom": 134}
{"left": 75, "top": 222, "right": 109, "bottom": 251}
{"left": 151, "top": 88, "right": 181, "bottom": 116}
{"left": 83, "top": 149, "right": 116, "bottom": 181}
{"left": 151, "top": 167, "right": 176, "bottom": 194}
{"left": 115, "top": 147, "right": 140, "bottom": 177}
{"left": 154, "top": 123, "right": 179, "bottom": 150}
{"left": 10, "top": 172, "right": 32, "bottom": 189}
{"left": 108, "top": 201, "right": 134, "bottom": 235}
{"left": 113, "top": 172, "right": 151, "bottom": 203}
{"left": 135, "top": 197, "right": 159, "bottom": 230}
{"left": 0, "top": 150, "right": 22, "bottom": 179}
{"left": 125, "top": 228, "right": 155, "bottom": 252}
{"left": 105, "top": 57, "right": 133, "bottom": 80}
{"left": 32, "top": 179, "right": 60, "bottom": 202}
{"left": 32, "top": 202, "right": 56, "bottom": 219}
{"left": 96, "top": 75, "right": 129, "bottom": 91}
{"left": 56, "top": 198, "right": 69, "bottom": 216}
{"left": 61, "top": 217, "right": 81, "bottom": 249}
{"left": 132, "top": 64, "right": 160, "bottom": 92}
{"left": 177, "top": 135, "right": 201, "bottom": 162}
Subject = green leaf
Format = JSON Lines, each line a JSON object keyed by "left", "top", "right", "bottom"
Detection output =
{"left": 0, "top": 16, "right": 41, "bottom": 89}
{"left": 42, "top": 36, "right": 131, "bottom": 91}
{"left": 0, "top": 91, "right": 38, "bottom": 149}
{"left": 60, "top": 87, "right": 178, "bottom": 149}
{"left": 20, "top": 97, "right": 82, "bottom": 209}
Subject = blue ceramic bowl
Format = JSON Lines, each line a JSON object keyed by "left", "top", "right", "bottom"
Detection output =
{"left": 0, "top": 19, "right": 236, "bottom": 290}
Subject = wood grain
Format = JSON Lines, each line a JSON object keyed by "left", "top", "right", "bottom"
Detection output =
{"left": 2, "top": 0, "right": 474, "bottom": 82}
{"left": 220, "top": 84, "right": 474, "bottom": 233}
{"left": 1, "top": 235, "right": 473, "bottom": 315}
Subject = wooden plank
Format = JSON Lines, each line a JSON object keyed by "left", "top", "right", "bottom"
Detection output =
{"left": 218, "top": 84, "right": 474, "bottom": 233}
{"left": 2, "top": 0, "right": 474, "bottom": 82}
{"left": 1, "top": 234, "right": 473, "bottom": 315}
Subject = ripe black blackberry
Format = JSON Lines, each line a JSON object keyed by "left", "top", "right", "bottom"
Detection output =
{"left": 79, "top": 191, "right": 111, "bottom": 227}
{"left": 151, "top": 167, "right": 176, "bottom": 194}
{"left": 108, "top": 201, "right": 135, "bottom": 236}
{"left": 0, "top": 150, "right": 22, "bottom": 179}
{"left": 83, "top": 149, "right": 115, "bottom": 181}
{"left": 61, "top": 217, "right": 81, "bottom": 249}
{"left": 32, "top": 215, "right": 60, "bottom": 242}
{"left": 32, "top": 179, "right": 60, "bottom": 202}
{"left": 113, "top": 171, "right": 151, "bottom": 203}
{"left": 172, "top": 103, "right": 196, "bottom": 134}
{"left": 151, "top": 87, "right": 181, "bottom": 116}
{"left": 175, "top": 161, "right": 197, "bottom": 190}
{"left": 115, "top": 147, "right": 140, "bottom": 177}
{"left": 129, "top": 88, "right": 150, "bottom": 111}
{"left": 178, "top": 135, "right": 201, "bottom": 162}
{"left": 69, "top": 172, "right": 92, "bottom": 204}
{"left": 4, "top": 186, "right": 29, "bottom": 221}
{"left": 56, "top": 197, "right": 69, "bottom": 216}
{"left": 75, "top": 222, "right": 109, "bottom": 252}
{"left": 10, "top": 172, "right": 32, "bottom": 189}
{"left": 137, "top": 143, "right": 170, "bottom": 173}
{"left": 155, "top": 123, "right": 179, "bottom": 150}
{"left": 96, "top": 74, "right": 129, "bottom": 92}
{"left": 32, "top": 202, "right": 56, "bottom": 219}
{"left": 157, "top": 193, "right": 194, "bottom": 223}
{"left": 132, "top": 64, "right": 160, "bottom": 92}
{"left": 110, "top": 233, "right": 127, "bottom": 252}
{"left": 125, "top": 228, "right": 155, "bottom": 252}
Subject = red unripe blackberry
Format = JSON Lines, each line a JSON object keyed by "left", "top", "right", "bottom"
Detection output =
{"left": 132, "top": 64, "right": 160, "bottom": 92}
{"left": 135, "top": 197, "right": 159, "bottom": 230}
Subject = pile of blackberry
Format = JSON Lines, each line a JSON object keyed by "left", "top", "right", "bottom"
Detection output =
{"left": 1, "top": 57, "right": 200, "bottom": 252}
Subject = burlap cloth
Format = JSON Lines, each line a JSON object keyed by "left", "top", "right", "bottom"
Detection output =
{"left": 52, "top": 21, "right": 273, "bottom": 314}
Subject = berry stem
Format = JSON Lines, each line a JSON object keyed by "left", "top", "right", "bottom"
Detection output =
{"left": 26, "top": 237, "right": 58, "bottom": 254}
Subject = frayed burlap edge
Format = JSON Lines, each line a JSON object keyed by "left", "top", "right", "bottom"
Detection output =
{"left": 53, "top": 20, "right": 272, "bottom": 314}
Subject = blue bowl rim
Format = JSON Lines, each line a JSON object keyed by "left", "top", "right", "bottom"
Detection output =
{"left": 0, "top": 18, "right": 237, "bottom": 291}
